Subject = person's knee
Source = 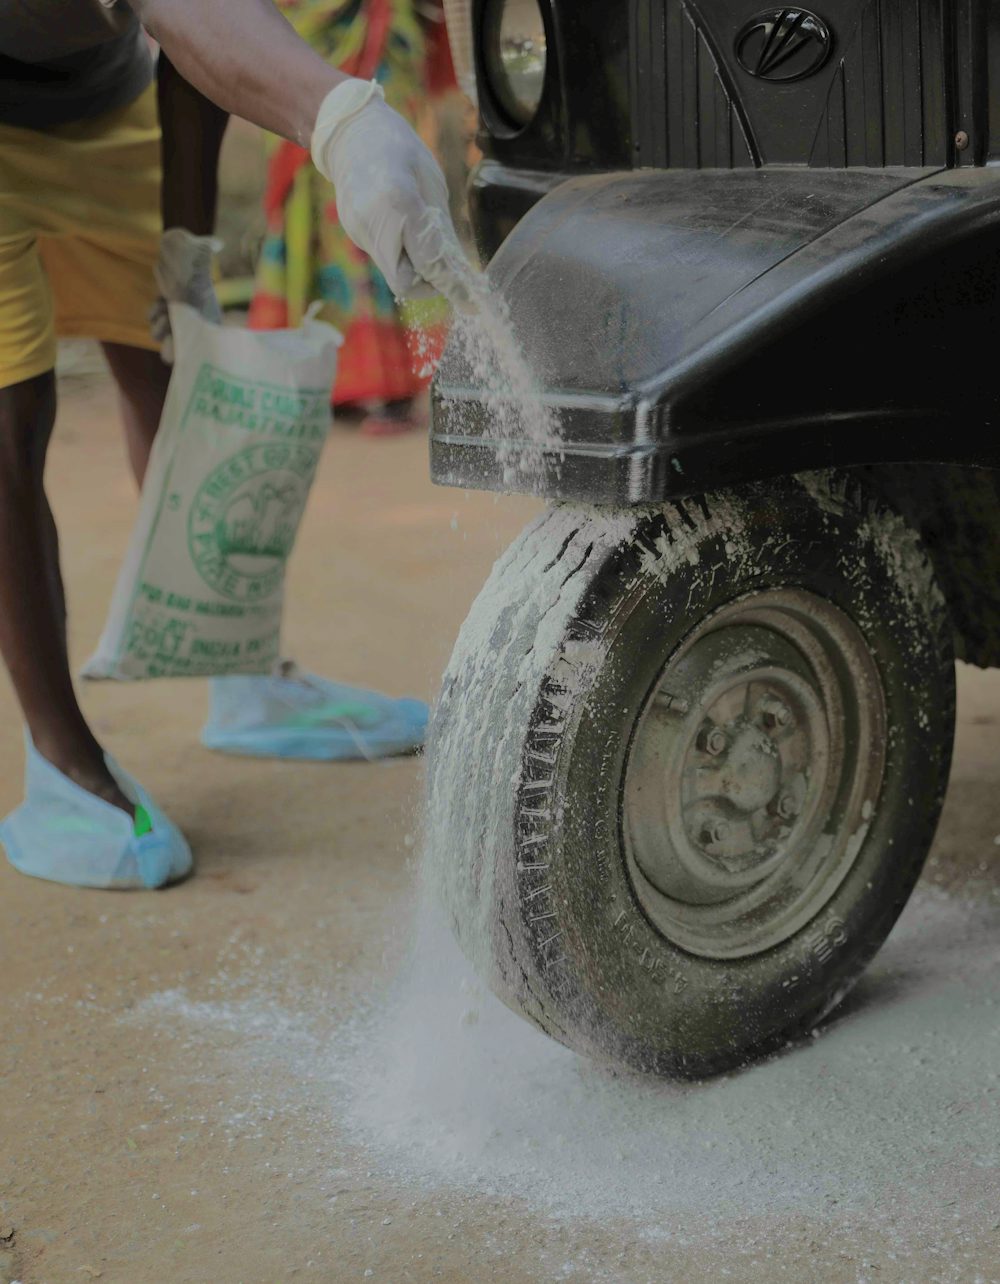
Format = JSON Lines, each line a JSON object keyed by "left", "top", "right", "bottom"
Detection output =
{"left": 0, "top": 372, "right": 56, "bottom": 483}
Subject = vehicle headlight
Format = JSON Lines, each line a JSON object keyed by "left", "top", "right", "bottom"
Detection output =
{"left": 483, "top": 0, "right": 547, "bottom": 129}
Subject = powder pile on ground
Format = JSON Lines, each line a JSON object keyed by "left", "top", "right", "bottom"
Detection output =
{"left": 133, "top": 884, "right": 1000, "bottom": 1267}
{"left": 344, "top": 888, "right": 1000, "bottom": 1228}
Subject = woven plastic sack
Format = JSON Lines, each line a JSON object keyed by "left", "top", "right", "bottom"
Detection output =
{"left": 84, "top": 304, "right": 341, "bottom": 680}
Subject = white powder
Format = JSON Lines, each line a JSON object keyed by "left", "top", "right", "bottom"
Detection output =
{"left": 132, "top": 885, "right": 1000, "bottom": 1254}
{"left": 416, "top": 245, "right": 561, "bottom": 487}
{"left": 422, "top": 505, "right": 637, "bottom": 985}
{"left": 345, "top": 888, "right": 1000, "bottom": 1223}
{"left": 446, "top": 296, "right": 560, "bottom": 485}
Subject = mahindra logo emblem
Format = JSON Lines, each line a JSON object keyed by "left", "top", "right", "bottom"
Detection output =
{"left": 736, "top": 8, "right": 832, "bottom": 82}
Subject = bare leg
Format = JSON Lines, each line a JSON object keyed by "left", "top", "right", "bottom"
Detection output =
{"left": 0, "top": 373, "right": 130, "bottom": 810}
{"left": 39, "top": 478, "right": 67, "bottom": 653}
{"left": 101, "top": 342, "right": 171, "bottom": 485}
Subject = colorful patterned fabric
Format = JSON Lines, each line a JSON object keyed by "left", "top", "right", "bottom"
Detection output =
{"left": 249, "top": 0, "right": 447, "bottom": 406}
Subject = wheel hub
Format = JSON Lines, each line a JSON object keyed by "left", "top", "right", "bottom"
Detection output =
{"left": 684, "top": 676, "right": 817, "bottom": 882}
{"left": 623, "top": 590, "right": 885, "bottom": 959}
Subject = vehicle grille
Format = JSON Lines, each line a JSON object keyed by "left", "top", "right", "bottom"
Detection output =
{"left": 630, "top": 0, "right": 967, "bottom": 169}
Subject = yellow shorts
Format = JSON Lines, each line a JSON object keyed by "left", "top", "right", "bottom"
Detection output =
{"left": 0, "top": 83, "right": 162, "bottom": 390}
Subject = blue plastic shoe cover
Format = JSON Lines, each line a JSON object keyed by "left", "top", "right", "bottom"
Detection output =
{"left": 203, "top": 662, "right": 428, "bottom": 761}
{"left": 0, "top": 733, "right": 192, "bottom": 890}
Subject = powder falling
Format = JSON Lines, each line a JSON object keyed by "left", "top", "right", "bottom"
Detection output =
{"left": 409, "top": 227, "right": 562, "bottom": 487}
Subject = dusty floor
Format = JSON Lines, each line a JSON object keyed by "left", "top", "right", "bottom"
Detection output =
{"left": 1, "top": 359, "right": 999, "bottom": 1284}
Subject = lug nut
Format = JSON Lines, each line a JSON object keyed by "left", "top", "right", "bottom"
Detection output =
{"left": 761, "top": 698, "right": 793, "bottom": 730}
{"left": 700, "top": 820, "right": 731, "bottom": 847}
{"left": 654, "top": 690, "right": 690, "bottom": 716}
{"left": 698, "top": 727, "right": 729, "bottom": 756}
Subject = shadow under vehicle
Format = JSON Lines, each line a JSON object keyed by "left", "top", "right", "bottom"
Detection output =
{"left": 428, "top": 0, "right": 1000, "bottom": 1075}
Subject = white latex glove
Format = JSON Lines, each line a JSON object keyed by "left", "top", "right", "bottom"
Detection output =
{"left": 150, "top": 227, "right": 223, "bottom": 363}
{"left": 311, "top": 79, "right": 479, "bottom": 312}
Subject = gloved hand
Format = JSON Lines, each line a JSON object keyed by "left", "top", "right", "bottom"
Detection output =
{"left": 311, "top": 79, "right": 479, "bottom": 312}
{"left": 150, "top": 227, "right": 223, "bottom": 364}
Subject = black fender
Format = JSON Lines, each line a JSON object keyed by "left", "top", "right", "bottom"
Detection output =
{"left": 431, "top": 166, "right": 1000, "bottom": 503}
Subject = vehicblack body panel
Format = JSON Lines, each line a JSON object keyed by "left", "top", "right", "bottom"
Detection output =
{"left": 432, "top": 166, "right": 1000, "bottom": 503}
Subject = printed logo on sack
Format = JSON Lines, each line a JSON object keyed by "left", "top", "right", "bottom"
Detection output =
{"left": 735, "top": 8, "right": 832, "bottom": 82}
{"left": 187, "top": 443, "right": 319, "bottom": 602}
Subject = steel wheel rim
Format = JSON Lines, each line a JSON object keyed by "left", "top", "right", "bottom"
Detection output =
{"left": 622, "top": 589, "right": 887, "bottom": 960}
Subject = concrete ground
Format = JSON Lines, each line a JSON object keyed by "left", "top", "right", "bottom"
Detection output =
{"left": 1, "top": 360, "right": 999, "bottom": 1284}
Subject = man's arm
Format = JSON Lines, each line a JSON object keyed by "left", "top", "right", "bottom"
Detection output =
{"left": 138, "top": 0, "right": 476, "bottom": 307}
{"left": 134, "top": 0, "right": 349, "bottom": 147}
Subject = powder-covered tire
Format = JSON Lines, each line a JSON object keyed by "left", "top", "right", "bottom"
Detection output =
{"left": 427, "top": 472, "right": 955, "bottom": 1076}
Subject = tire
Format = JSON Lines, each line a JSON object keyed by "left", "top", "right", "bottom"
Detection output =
{"left": 427, "top": 471, "right": 956, "bottom": 1076}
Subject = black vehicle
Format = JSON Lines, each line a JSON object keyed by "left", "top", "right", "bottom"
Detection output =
{"left": 428, "top": 0, "right": 1000, "bottom": 1076}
